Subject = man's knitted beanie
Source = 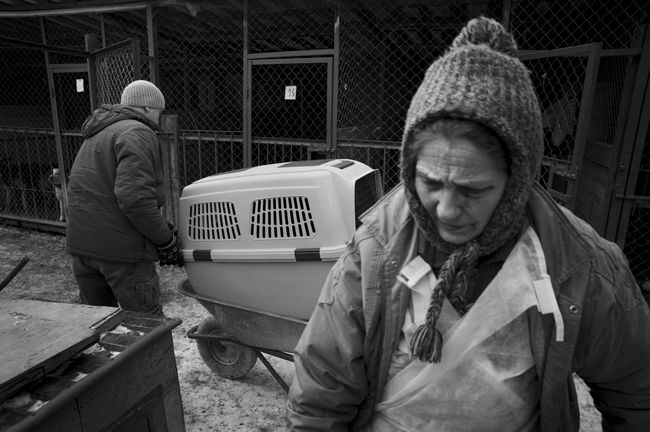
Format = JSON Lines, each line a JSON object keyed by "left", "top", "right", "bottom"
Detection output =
{"left": 400, "top": 17, "right": 544, "bottom": 362}
{"left": 120, "top": 80, "right": 165, "bottom": 110}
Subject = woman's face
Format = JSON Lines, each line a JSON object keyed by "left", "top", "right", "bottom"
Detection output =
{"left": 414, "top": 135, "right": 508, "bottom": 245}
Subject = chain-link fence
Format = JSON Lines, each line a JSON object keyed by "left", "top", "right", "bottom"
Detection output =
{"left": 0, "top": 128, "right": 61, "bottom": 221}
{"left": 623, "top": 126, "right": 650, "bottom": 304}
{"left": 336, "top": 1, "right": 502, "bottom": 191}
{"left": 90, "top": 39, "right": 141, "bottom": 108}
{"left": 0, "top": 0, "right": 649, "bottom": 289}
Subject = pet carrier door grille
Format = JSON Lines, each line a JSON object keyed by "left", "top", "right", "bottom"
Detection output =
{"left": 250, "top": 196, "right": 315, "bottom": 239}
{"left": 188, "top": 201, "right": 241, "bottom": 240}
{"left": 354, "top": 171, "right": 381, "bottom": 222}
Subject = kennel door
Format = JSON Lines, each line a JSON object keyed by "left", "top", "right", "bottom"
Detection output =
{"left": 246, "top": 57, "right": 333, "bottom": 166}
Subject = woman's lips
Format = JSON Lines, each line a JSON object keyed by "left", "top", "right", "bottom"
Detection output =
{"left": 438, "top": 221, "right": 468, "bottom": 233}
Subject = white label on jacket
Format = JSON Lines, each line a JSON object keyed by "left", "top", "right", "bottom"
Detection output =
{"left": 397, "top": 256, "right": 431, "bottom": 289}
{"left": 533, "top": 272, "right": 564, "bottom": 342}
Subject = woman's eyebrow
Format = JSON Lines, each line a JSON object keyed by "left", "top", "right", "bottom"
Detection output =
{"left": 415, "top": 163, "right": 437, "bottom": 178}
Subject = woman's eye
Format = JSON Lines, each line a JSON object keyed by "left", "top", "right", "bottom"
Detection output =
{"left": 424, "top": 179, "right": 443, "bottom": 190}
{"left": 463, "top": 187, "right": 490, "bottom": 198}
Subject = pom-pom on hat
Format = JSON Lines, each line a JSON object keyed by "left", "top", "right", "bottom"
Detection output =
{"left": 120, "top": 80, "right": 165, "bottom": 110}
{"left": 399, "top": 17, "right": 544, "bottom": 363}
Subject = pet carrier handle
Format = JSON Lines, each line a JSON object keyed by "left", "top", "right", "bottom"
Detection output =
{"left": 0, "top": 256, "right": 30, "bottom": 292}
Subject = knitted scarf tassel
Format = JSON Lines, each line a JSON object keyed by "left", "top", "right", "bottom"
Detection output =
{"left": 409, "top": 241, "right": 480, "bottom": 363}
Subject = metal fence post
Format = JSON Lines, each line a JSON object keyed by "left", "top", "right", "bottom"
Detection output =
{"left": 160, "top": 114, "right": 180, "bottom": 226}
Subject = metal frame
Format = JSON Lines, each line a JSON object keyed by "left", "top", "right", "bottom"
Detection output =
{"left": 47, "top": 63, "right": 89, "bottom": 226}
{"left": 87, "top": 38, "right": 142, "bottom": 111}
{"left": 607, "top": 26, "right": 650, "bottom": 245}
{"left": 245, "top": 56, "right": 333, "bottom": 166}
{"left": 520, "top": 43, "right": 602, "bottom": 210}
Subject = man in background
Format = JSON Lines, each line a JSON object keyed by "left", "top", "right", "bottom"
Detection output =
{"left": 65, "top": 80, "right": 183, "bottom": 315}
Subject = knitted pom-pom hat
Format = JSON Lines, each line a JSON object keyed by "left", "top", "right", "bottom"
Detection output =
{"left": 400, "top": 17, "right": 544, "bottom": 362}
{"left": 120, "top": 80, "right": 165, "bottom": 110}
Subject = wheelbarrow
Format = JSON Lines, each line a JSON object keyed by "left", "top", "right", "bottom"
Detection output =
{"left": 179, "top": 278, "right": 307, "bottom": 393}
{"left": 176, "top": 160, "right": 383, "bottom": 392}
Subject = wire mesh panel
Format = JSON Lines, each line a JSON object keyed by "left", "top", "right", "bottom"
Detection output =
{"left": 521, "top": 54, "right": 589, "bottom": 207}
{"left": 177, "top": 132, "right": 244, "bottom": 188}
{"left": 154, "top": 3, "right": 245, "bottom": 187}
{"left": 0, "top": 18, "right": 52, "bottom": 129}
{"left": 509, "top": 0, "right": 647, "bottom": 50}
{"left": 336, "top": 143, "right": 401, "bottom": 193}
{"left": 157, "top": 4, "right": 244, "bottom": 132}
{"left": 336, "top": 0, "right": 500, "bottom": 189}
{"left": 248, "top": 0, "right": 335, "bottom": 54}
{"left": 0, "top": 128, "right": 61, "bottom": 221}
{"left": 624, "top": 204, "right": 650, "bottom": 304}
{"left": 250, "top": 60, "right": 329, "bottom": 165}
{"left": 338, "top": 1, "right": 500, "bottom": 145}
{"left": 42, "top": 14, "right": 100, "bottom": 64}
{"left": 0, "top": 0, "right": 649, "bottom": 247}
{"left": 252, "top": 62, "right": 328, "bottom": 141}
{"left": 623, "top": 126, "right": 650, "bottom": 303}
{"left": 89, "top": 39, "right": 141, "bottom": 108}
{"left": 53, "top": 72, "right": 92, "bottom": 132}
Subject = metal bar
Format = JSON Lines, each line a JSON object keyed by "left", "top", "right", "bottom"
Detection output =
{"left": 186, "top": 325, "right": 294, "bottom": 362}
{"left": 132, "top": 39, "right": 141, "bottom": 81}
{"left": 146, "top": 4, "right": 159, "bottom": 84}
{"left": 243, "top": 0, "right": 252, "bottom": 168}
{"left": 0, "top": 36, "right": 87, "bottom": 57}
{"left": 248, "top": 49, "right": 335, "bottom": 59}
{"left": 0, "top": 1, "right": 187, "bottom": 18}
{"left": 607, "top": 22, "right": 650, "bottom": 245}
{"left": 88, "top": 38, "right": 139, "bottom": 58}
{"left": 520, "top": 48, "right": 642, "bottom": 58}
{"left": 568, "top": 43, "right": 602, "bottom": 210}
{"left": 332, "top": 3, "right": 341, "bottom": 154}
{"left": 251, "top": 57, "right": 332, "bottom": 66}
{"left": 326, "top": 57, "right": 333, "bottom": 153}
{"left": 502, "top": 0, "right": 512, "bottom": 30}
{"left": 48, "top": 63, "right": 88, "bottom": 72}
{"left": 100, "top": 13, "right": 106, "bottom": 48}
{"left": 255, "top": 351, "right": 290, "bottom": 393}
{"left": 87, "top": 52, "right": 98, "bottom": 112}
{"left": 0, "top": 257, "right": 30, "bottom": 293}
{"left": 519, "top": 44, "right": 607, "bottom": 60}
{"left": 615, "top": 194, "right": 650, "bottom": 202}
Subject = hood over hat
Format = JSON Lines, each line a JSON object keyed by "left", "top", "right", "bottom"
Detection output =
{"left": 81, "top": 104, "right": 162, "bottom": 138}
{"left": 400, "top": 16, "right": 544, "bottom": 362}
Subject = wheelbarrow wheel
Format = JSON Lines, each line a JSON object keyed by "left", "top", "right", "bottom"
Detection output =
{"left": 196, "top": 317, "right": 257, "bottom": 379}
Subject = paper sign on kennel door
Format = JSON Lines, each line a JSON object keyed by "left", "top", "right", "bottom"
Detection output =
{"left": 284, "top": 85, "right": 297, "bottom": 100}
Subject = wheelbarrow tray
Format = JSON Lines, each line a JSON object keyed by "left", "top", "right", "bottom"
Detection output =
{"left": 178, "top": 278, "right": 307, "bottom": 354}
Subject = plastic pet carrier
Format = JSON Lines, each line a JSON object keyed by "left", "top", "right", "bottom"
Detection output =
{"left": 178, "top": 159, "right": 383, "bottom": 321}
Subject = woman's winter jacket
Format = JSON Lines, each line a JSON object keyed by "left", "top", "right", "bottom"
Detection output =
{"left": 287, "top": 183, "right": 650, "bottom": 431}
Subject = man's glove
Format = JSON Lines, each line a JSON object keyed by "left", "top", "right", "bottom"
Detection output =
{"left": 156, "top": 223, "right": 184, "bottom": 267}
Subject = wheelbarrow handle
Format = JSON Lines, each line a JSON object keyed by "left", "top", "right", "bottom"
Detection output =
{"left": 0, "top": 256, "right": 30, "bottom": 292}
{"left": 187, "top": 324, "right": 294, "bottom": 362}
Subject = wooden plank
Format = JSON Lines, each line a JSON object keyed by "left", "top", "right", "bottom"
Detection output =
{"left": 0, "top": 299, "right": 121, "bottom": 401}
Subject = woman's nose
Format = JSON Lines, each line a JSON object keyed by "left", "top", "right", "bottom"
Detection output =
{"left": 435, "top": 189, "right": 462, "bottom": 221}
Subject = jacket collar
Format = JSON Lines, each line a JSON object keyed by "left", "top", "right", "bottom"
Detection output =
{"left": 527, "top": 183, "right": 591, "bottom": 288}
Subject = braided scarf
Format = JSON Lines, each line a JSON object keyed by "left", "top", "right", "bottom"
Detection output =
{"left": 410, "top": 240, "right": 480, "bottom": 363}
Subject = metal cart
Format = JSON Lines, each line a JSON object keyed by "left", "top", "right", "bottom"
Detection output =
{"left": 179, "top": 278, "right": 306, "bottom": 392}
